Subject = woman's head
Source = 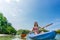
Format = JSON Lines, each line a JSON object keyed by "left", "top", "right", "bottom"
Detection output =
{"left": 34, "top": 21, "right": 38, "bottom": 27}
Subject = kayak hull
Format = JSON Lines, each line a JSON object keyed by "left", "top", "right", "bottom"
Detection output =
{"left": 28, "top": 31, "right": 56, "bottom": 40}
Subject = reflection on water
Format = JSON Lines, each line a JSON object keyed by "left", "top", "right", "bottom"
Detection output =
{"left": 0, "top": 34, "right": 60, "bottom": 40}
{"left": 12, "top": 38, "right": 20, "bottom": 40}
{"left": 13, "top": 34, "right": 60, "bottom": 40}
{"left": 12, "top": 35, "right": 26, "bottom": 40}
{"left": 12, "top": 38, "right": 26, "bottom": 40}
{"left": 55, "top": 34, "right": 60, "bottom": 40}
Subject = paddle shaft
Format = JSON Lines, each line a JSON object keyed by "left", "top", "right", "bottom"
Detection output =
{"left": 40, "top": 23, "right": 53, "bottom": 29}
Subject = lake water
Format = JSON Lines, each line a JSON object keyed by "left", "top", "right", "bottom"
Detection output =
{"left": 0, "top": 34, "right": 60, "bottom": 40}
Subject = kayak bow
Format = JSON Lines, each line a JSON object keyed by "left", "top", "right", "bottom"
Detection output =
{"left": 28, "top": 31, "right": 56, "bottom": 40}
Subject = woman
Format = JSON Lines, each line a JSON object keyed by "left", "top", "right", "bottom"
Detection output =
{"left": 32, "top": 22, "right": 39, "bottom": 34}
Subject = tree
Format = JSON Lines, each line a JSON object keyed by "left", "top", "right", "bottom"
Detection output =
{"left": 0, "top": 13, "right": 16, "bottom": 34}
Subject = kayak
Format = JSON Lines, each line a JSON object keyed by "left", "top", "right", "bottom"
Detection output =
{"left": 28, "top": 31, "right": 56, "bottom": 40}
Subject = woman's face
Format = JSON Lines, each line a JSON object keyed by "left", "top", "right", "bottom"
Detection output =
{"left": 34, "top": 25, "right": 38, "bottom": 27}
{"left": 34, "top": 22, "right": 38, "bottom": 27}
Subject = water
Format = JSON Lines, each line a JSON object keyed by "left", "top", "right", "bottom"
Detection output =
{"left": 55, "top": 34, "right": 60, "bottom": 40}
{"left": 0, "top": 34, "right": 60, "bottom": 40}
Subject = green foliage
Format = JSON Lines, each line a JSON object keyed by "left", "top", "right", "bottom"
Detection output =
{"left": 22, "top": 30, "right": 30, "bottom": 34}
{"left": 17, "top": 29, "right": 23, "bottom": 35}
{"left": 0, "top": 13, "right": 16, "bottom": 35}
{"left": 17, "top": 29, "right": 30, "bottom": 35}
{"left": 39, "top": 28, "right": 48, "bottom": 32}
{"left": 55, "top": 29, "right": 60, "bottom": 34}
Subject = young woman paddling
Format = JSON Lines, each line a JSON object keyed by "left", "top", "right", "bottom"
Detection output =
{"left": 32, "top": 22, "right": 39, "bottom": 34}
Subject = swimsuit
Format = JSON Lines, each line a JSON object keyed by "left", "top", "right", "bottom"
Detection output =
{"left": 33, "top": 27, "right": 39, "bottom": 33}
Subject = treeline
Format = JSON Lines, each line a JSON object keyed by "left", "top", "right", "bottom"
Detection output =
{"left": 0, "top": 13, "right": 16, "bottom": 35}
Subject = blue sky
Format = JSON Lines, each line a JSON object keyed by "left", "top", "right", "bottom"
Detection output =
{"left": 0, "top": 0, "right": 60, "bottom": 31}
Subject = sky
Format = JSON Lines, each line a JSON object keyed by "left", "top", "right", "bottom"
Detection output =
{"left": 0, "top": 0, "right": 60, "bottom": 31}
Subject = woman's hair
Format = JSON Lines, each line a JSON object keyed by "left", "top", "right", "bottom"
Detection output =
{"left": 34, "top": 21, "right": 38, "bottom": 27}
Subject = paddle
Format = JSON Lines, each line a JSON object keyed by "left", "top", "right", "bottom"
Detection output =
{"left": 42, "top": 23, "right": 53, "bottom": 28}
{"left": 39, "top": 23, "right": 53, "bottom": 32}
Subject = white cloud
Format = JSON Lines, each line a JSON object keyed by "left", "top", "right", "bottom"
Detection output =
{"left": 16, "top": 0, "right": 20, "bottom": 2}
{"left": 5, "top": 0, "right": 11, "bottom": 3}
{"left": 11, "top": 14, "right": 17, "bottom": 17}
{"left": 0, "top": 0, "right": 3, "bottom": 4}
{"left": 5, "top": 0, "right": 20, "bottom": 3}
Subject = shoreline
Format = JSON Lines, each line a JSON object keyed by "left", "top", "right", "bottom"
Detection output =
{"left": 0, "top": 34, "right": 13, "bottom": 36}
